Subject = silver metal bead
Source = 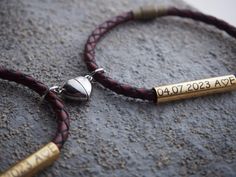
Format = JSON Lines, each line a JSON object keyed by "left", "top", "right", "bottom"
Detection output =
{"left": 62, "top": 76, "right": 92, "bottom": 101}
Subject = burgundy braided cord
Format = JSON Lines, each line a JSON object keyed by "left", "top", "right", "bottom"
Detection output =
{"left": 84, "top": 8, "right": 236, "bottom": 102}
{"left": 165, "top": 8, "right": 236, "bottom": 39}
{"left": 84, "top": 12, "right": 156, "bottom": 101}
{"left": 0, "top": 66, "right": 70, "bottom": 150}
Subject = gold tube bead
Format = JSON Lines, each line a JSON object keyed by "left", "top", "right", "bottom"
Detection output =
{"left": 133, "top": 5, "right": 167, "bottom": 20}
{"left": 154, "top": 75, "right": 236, "bottom": 103}
{"left": 0, "top": 142, "right": 60, "bottom": 177}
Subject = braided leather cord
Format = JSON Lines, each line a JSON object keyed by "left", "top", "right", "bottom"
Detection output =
{"left": 165, "top": 8, "right": 236, "bottom": 39}
{"left": 84, "top": 8, "right": 236, "bottom": 102}
{"left": 0, "top": 66, "right": 70, "bottom": 150}
{"left": 84, "top": 12, "right": 157, "bottom": 102}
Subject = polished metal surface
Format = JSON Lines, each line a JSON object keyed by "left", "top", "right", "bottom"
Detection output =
{"left": 62, "top": 76, "right": 92, "bottom": 101}
{"left": 133, "top": 5, "right": 167, "bottom": 20}
{"left": 0, "top": 142, "right": 60, "bottom": 177}
{"left": 155, "top": 75, "right": 236, "bottom": 103}
{"left": 49, "top": 68, "right": 104, "bottom": 101}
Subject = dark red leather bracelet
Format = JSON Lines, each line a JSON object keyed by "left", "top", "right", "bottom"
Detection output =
{"left": 83, "top": 6, "right": 236, "bottom": 103}
{"left": 0, "top": 66, "right": 70, "bottom": 177}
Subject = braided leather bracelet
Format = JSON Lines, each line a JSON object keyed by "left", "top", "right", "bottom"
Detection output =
{"left": 0, "top": 66, "right": 70, "bottom": 177}
{"left": 82, "top": 6, "right": 236, "bottom": 103}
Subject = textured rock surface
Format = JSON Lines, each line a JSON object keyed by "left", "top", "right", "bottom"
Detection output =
{"left": 0, "top": 0, "right": 235, "bottom": 177}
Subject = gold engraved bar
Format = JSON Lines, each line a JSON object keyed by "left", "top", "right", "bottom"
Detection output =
{"left": 154, "top": 75, "right": 236, "bottom": 103}
{"left": 0, "top": 142, "right": 60, "bottom": 177}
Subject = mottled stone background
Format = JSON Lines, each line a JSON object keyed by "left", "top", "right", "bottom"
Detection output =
{"left": 0, "top": 0, "right": 235, "bottom": 177}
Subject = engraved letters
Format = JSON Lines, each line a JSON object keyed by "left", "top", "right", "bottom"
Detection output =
{"left": 0, "top": 142, "right": 59, "bottom": 177}
{"left": 154, "top": 75, "right": 236, "bottom": 103}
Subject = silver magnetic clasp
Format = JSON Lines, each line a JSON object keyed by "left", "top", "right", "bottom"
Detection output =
{"left": 62, "top": 76, "right": 92, "bottom": 101}
{"left": 49, "top": 68, "right": 104, "bottom": 101}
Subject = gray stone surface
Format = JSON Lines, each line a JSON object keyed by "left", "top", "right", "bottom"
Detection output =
{"left": 0, "top": 0, "right": 235, "bottom": 176}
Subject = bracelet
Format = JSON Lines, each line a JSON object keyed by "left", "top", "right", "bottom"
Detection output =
{"left": 82, "top": 6, "right": 236, "bottom": 103}
{"left": 0, "top": 66, "right": 70, "bottom": 177}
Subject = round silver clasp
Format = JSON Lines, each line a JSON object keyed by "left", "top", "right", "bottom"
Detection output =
{"left": 49, "top": 68, "right": 104, "bottom": 101}
{"left": 61, "top": 76, "right": 92, "bottom": 101}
